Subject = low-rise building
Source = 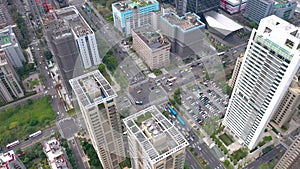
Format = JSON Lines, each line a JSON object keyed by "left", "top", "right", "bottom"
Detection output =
{"left": 132, "top": 26, "right": 171, "bottom": 70}
{"left": 42, "top": 138, "right": 69, "bottom": 169}
{"left": 0, "top": 150, "right": 26, "bottom": 169}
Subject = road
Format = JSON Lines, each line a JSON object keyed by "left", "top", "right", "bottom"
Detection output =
{"left": 186, "top": 150, "right": 203, "bottom": 169}
{"left": 244, "top": 144, "right": 286, "bottom": 169}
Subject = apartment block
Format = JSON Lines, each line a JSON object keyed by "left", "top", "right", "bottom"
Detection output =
{"left": 42, "top": 137, "right": 69, "bottom": 169}
{"left": 112, "top": 0, "right": 159, "bottom": 36}
{"left": 132, "top": 26, "right": 171, "bottom": 70}
{"left": 0, "top": 51, "right": 24, "bottom": 103}
{"left": 228, "top": 54, "right": 244, "bottom": 89}
{"left": 0, "top": 150, "right": 26, "bottom": 169}
{"left": 220, "top": 0, "right": 247, "bottom": 14}
{"left": 275, "top": 134, "right": 300, "bottom": 169}
{"left": 223, "top": 15, "right": 300, "bottom": 150}
{"left": 123, "top": 105, "right": 189, "bottom": 169}
{"left": 69, "top": 70, "right": 125, "bottom": 169}
{"left": 272, "top": 74, "right": 300, "bottom": 128}
{"left": 43, "top": 6, "right": 101, "bottom": 70}
{"left": 0, "top": 1, "right": 14, "bottom": 29}
{"left": 0, "top": 26, "right": 25, "bottom": 68}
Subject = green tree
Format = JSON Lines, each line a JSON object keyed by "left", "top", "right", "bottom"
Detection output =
{"left": 98, "top": 64, "right": 106, "bottom": 73}
{"left": 249, "top": 21, "right": 258, "bottom": 29}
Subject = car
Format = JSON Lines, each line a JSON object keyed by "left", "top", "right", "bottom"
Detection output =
{"left": 137, "top": 89, "right": 142, "bottom": 94}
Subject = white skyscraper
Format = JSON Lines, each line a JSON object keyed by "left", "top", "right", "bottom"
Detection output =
{"left": 69, "top": 70, "right": 125, "bottom": 169}
{"left": 223, "top": 15, "right": 300, "bottom": 150}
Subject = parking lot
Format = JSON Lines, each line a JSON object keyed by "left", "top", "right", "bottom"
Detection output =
{"left": 181, "top": 81, "right": 229, "bottom": 128}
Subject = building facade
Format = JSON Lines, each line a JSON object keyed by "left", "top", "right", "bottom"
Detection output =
{"left": 112, "top": 0, "right": 159, "bottom": 36}
{"left": 244, "top": 0, "right": 275, "bottom": 24}
{"left": 272, "top": 74, "right": 300, "bottom": 128}
{"left": 275, "top": 134, "right": 300, "bottom": 169}
{"left": 123, "top": 106, "right": 189, "bottom": 169}
{"left": 223, "top": 15, "right": 300, "bottom": 150}
{"left": 132, "top": 26, "right": 171, "bottom": 70}
{"left": 156, "top": 11, "right": 206, "bottom": 58}
{"left": 44, "top": 6, "right": 101, "bottom": 70}
{"left": 220, "top": 0, "right": 247, "bottom": 14}
{"left": 244, "top": 0, "right": 298, "bottom": 24}
{"left": 176, "top": 0, "right": 219, "bottom": 15}
{"left": 274, "top": 0, "right": 297, "bottom": 20}
{"left": 0, "top": 26, "right": 25, "bottom": 68}
{"left": 0, "top": 51, "right": 24, "bottom": 103}
{"left": 228, "top": 54, "right": 244, "bottom": 89}
{"left": 69, "top": 70, "right": 125, "bottom": 169}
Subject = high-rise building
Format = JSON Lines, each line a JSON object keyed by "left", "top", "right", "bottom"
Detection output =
{"left": 69, "top": 70, "right": 125, "bottom": 169}
{"left": 43, "top": 6, "right": 101, "bottom": 70}
{"left": 274, "top": 0, "right": 297, "bottom": 20}
{"left": 272, "top": 74, "right": 300, "bottom": 128}
{"left": 220, "top": 0, "right": 248, "bottom": 14}
{"left": 0, "top": 1, "right": 14, "bottom": 29}
{"left": 0, "top": 51, "right": 24, "bottom": 103}
{"left": 228, "top": 54, "right": 244, "bottom": 89}
{"left": 275, "top": 134, "right": 300, "bottom": 169}
{"left": 132, "top": 26, "right": 171, "bottom": 70}
{"left": 223, "top": 15, "right": 300, "bottom": 150}
{"left": 0, "top": 150, "right": 26, "bottom": 169}
{"left": 112, "top": 0, "right": 159, "bottom": 36}
{"left": 176, "top": 0, "right": 219, "bottom": 16}
{"left": 123, "top": 105, "right": 189, "bottom": 169}
{"left": 244, "top": 0, "right": 297, "bottom": 24}
{"left": 0, "top": 26, "right": 25, "bottom": 68}
{"left": 157, "top": 11, "right": 206, "bottom": 58}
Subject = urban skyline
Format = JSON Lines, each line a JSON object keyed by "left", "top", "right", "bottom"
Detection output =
{"left": 0, "top": 0, "right": 299, "bottom": 169}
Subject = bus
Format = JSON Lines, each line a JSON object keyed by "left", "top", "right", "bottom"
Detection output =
{"left": 217, "top": 52, "right": 225, "bottom": 56}
{"left": 6, "top": 140, "right": 20, "bottom": 149}
{"left": 168, "top": 106, "right": 177, "bottom": 116}
{"left": 167, "top": 77, "right": 177, "bottom": 83}
{"left": 29, "top": 130, "right": 42, "bottom": 138}
{"left": 177, "top": 116, "right": 185, "bottom": 126}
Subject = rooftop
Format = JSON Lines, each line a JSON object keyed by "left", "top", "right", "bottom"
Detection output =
{"left": 0, "top": 26, "right": 16, "bottom": 48}
{"left": 113, "top": 0, "right": 157, "bottom": 12}
{"left": 42, "top": 138, "right": 69, "bottom": 169}
{"left": 42, "top": 6, "right": 93, "bottom": 38}
{"left": 204, "top": 11, "right": 243, "bottom": 37}
{"left": 133, "top": 26, "right": 170, "bottom": 50}
{"left": 0, "top": 150, "right": 15, "bottom": 166}
{"left": 123, "top": 106, "right": 189, "bottom": 164}
{"left": 69, "top": 70, "right": 117, "bottom": 109}
{"left": 162, "top": 12, "right": 205, "bottom": 31}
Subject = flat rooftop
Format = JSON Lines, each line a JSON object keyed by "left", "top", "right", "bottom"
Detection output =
{"left": 69, "top": 70, "right": 117, "bottom": 109}
{"left": 134, "top": 26, "right": 170, "bottom": 50}
{"left": 123, "top": 106, "right": 189, "bottom": 164}
{"left": 113, "top": 0, "right": 157, "bottom": 12}
{"left": 42, "top": 6, "right": 93, "bottom": 38}
{"left": 162, "top": 12, "right": 205, "bottom": 31}
{"left": 0, "top": 26, "right": 15, "bottom": 48}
